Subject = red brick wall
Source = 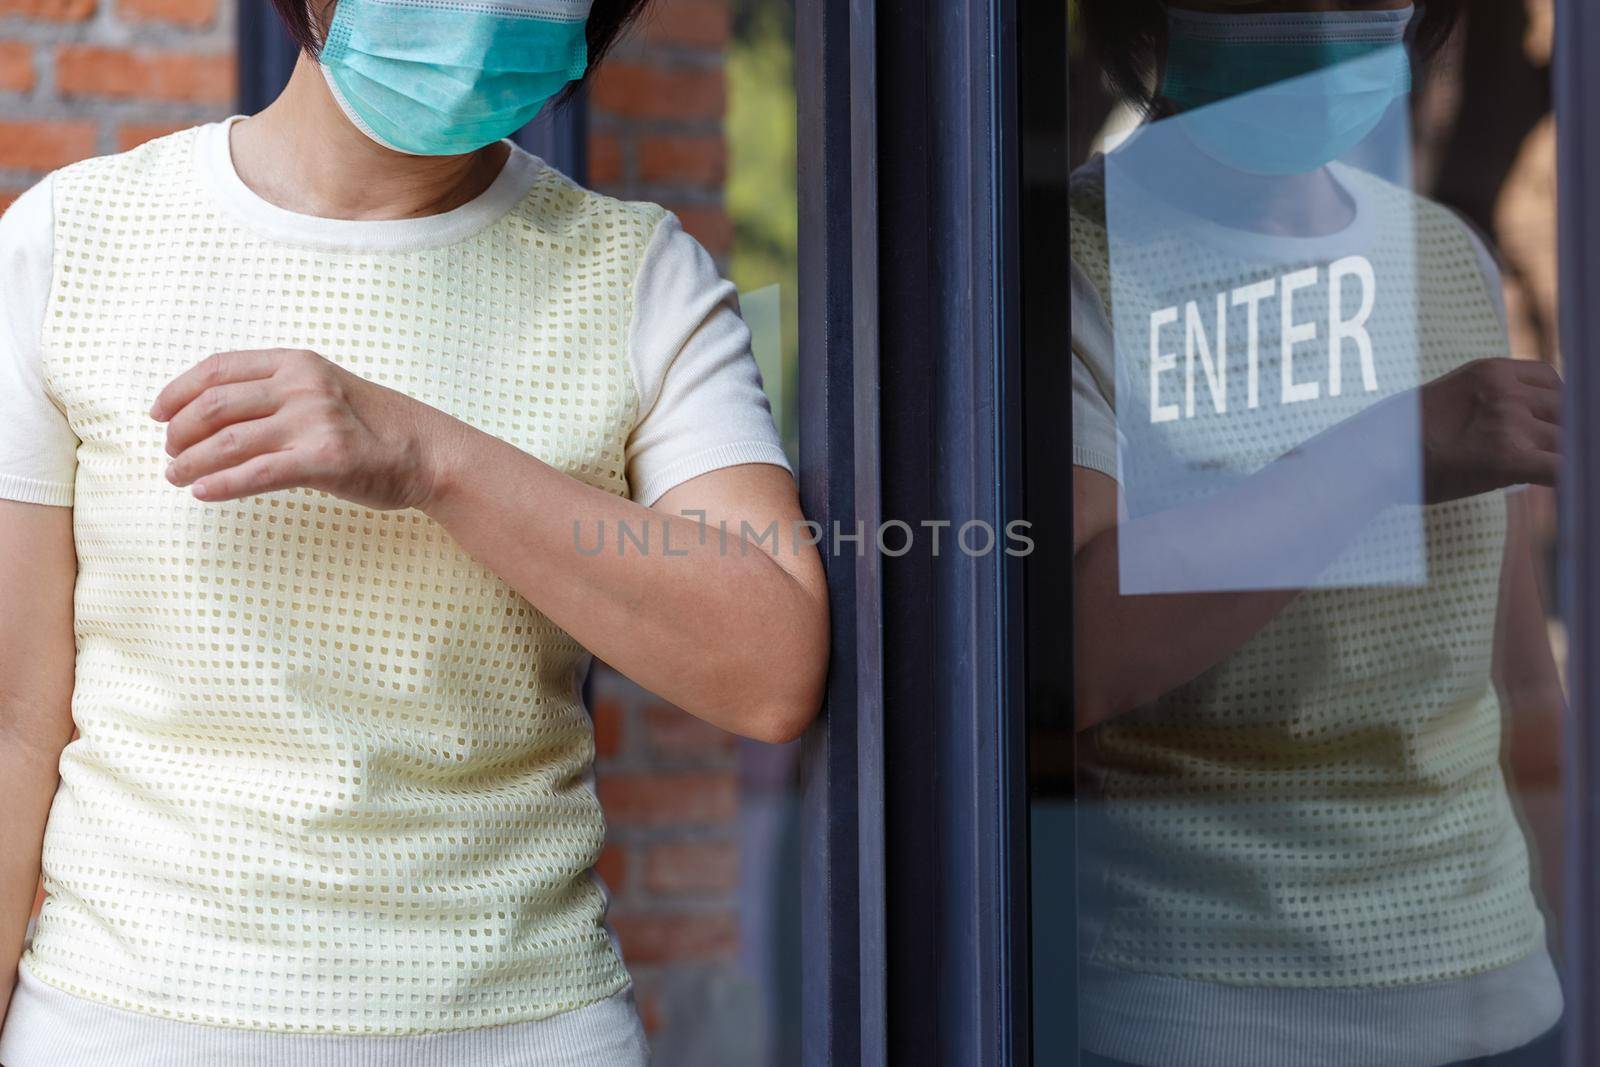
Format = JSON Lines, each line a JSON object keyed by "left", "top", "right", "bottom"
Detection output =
{"left": 589, "top": 668, "right": 745, "bottom": 1035}
{"left": 587, "top": 0, "right": 733, "bottom": 259}
{"left": 0, "top": 0, "right": 233, "bottom": 212}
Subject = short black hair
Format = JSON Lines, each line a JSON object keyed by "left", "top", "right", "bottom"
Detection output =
{"left": 269, "top": 0, "right": 656, "bottom": 108}
{"left": 1078, "top": 1, "right": 1463, "bottom": 109}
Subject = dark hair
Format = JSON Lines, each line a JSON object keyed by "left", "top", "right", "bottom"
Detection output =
{"left": 1078, "top": 1, "right": 1463, "bottom": 110}
{"left": 269, "top": 0, "right": 656, "bottom": 107}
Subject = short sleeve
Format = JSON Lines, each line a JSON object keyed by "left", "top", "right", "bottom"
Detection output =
{"left": 1456, "top": 214, "right": 1511, "bottom": 342}
{"left": 625, "top": 211, "right": 793, "bottom": 507}
{"left": 1070, "top": 259, "right": 1119, "bottom": 481}
{"left": 0, "top": 174, "right": 76, "bottom": 507}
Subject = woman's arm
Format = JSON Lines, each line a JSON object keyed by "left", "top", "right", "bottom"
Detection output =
{"left": 1074, "top": 357, "right": 1561, "bottom": 731}
{"left": 150, "top": 348, "right": 828, "bottom": 744}
{"left": 1494, "top": 488, "right": 1566, "bottom": 790}
{"left": 420, "top": 439, "right": 828, "bottom": 745}
{"left": 0, "top": 500, "right": 77, "bottom": 1024}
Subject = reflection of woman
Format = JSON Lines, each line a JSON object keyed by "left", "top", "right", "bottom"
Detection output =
{"left": 1071, "top": 3, "right": 1564, "bottom": 1066}
{"left": 0, "top": 1, "right": 828, "bottom": 1064}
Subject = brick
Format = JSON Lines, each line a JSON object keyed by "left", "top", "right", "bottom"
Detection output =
{"left": 635, "top": 987, "right": 663, "bottom": 1034}
{"left": 590, "top": 696, "right": 623, "bottom": 759}
{"left": 643, "top": 703, "right": 736, "bottom": 759}
{"left": 56, "top": 45, "right": 234, "bottom": 105}
{"left": 587, "top": 131, "right": 623, "bottom": 187}
{"left": 596, "top": 771, "right": 737, "bottom": 826}
{"left": 590, "top": 62, "right": 724, "bottom": 122}
{"left": 641, "top": 0, "right": 730, "bottom": 49}
{"left": 116, "top": 121, "right": 193, "bottom": 151}
{"left": 608, "top": 910, "right": 738, "bottom": 963}
{"left": 644, "top": 841, "right": 738, "bottom": 895}
{"left": 0, "top": 190, "right": 23, "bottom": 216}
{"left": 594, "top": 842, "right": 627, "bottom": 890}
{"left": 0, "top": 0, "right": 95, "bottom": 21}
{"left": 118, "top": 0, "right": 216, "bottom": 26}
{"left": 668, "top": 204, "right": 733, "bottom": 256}
{"left": 639, "top": 133, "right": 726, "bottom": 186}
{"left": 0, "top": 42, "right": 35, "bottom": 93}
{"left": 0, "top": 120, "right": 98, "bottom": 172}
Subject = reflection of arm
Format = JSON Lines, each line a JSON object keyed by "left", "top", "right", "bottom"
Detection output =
{"left": 1070, "top": 241, "right": 1558, "bottom": 730}
{"left": 1073, "top": 348, "right": 1558, "bottom": 733}
{"left": 1072, "top": 407, "right": 1398, "bottom": 731}
{"left": 1494, "top": 488, "right": 1565, "bottom": 791}
{"left": 1069, "top": 248, "right": 1407, "bottom": 730}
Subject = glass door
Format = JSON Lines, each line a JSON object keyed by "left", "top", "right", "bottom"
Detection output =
{"left": 1043, "top": 1, "right": 1593, "bottom": 1064}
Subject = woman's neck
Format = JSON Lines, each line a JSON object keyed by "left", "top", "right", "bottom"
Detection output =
{"left": 227, "top": 52, "right": 510, "bottom": 222}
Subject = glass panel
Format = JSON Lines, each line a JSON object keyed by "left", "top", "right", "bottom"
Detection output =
{"left": 1048, "top": 2, "right": 1573, "bottom": 1064}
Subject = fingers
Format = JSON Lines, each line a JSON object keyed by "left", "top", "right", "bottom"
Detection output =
{"left": 162, "top": 381, "right": 283, "bottom": 458}
{"left": 165, "top": 414, "right": 291, "bottom": 490}
{"left": 1510, "top": 358, "right": 1563, "bottom": 390}
{"left": 1526, "top": 418, "right": 1560, "bottom": 457}
{"left": 1508, "top": 450, "right": 1560, "bottom": 489}
{"left": 150, "top": 349, "right": 297, "bottom": 423}
{"left": 187, "top": 450, "right": 303, "bottom": 503}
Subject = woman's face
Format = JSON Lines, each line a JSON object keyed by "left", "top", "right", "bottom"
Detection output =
{"left": 1167, "top": 1, "right": 1411, "bottom": 10}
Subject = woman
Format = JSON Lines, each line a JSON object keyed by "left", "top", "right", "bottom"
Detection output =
{"left": 0, "top": 0, "right": 828, "bottom": 1064}
{"left": 1070, "top": 2, "right": 1565, "bottom": 1066}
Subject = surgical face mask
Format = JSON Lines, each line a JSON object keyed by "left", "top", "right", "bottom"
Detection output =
{"left": 318, "top": 0, "right": 591, "bottom": 157}
{"left": 1158, "top": 5, "right": 1414, "bottom": 176}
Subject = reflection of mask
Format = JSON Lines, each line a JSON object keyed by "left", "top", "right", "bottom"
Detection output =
{"left": 1159, "top": 6, "right": 1413, "bottom": 176}
{"left": 319, "top": 0, "right": 591, "bottom": 157}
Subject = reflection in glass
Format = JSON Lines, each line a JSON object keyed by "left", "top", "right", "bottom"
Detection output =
{"left": 1056, "top": 3, "right": 1570, "bottom": 1065}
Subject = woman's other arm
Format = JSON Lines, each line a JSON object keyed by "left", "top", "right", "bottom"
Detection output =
{"left": 0, "top": 500, "right": 77, "bottom": 1025}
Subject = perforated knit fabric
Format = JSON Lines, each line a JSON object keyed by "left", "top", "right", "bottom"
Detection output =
{"left": 19, "top": 127, "right": 657, "bottom": 1033}
{"left": 1069, "top": 159, "right": 1548, "bottom": 989}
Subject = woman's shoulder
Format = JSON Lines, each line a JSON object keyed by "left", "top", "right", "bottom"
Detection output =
{"left": 5, "top": 124, "right": 204, "bottom": 254}
{"left": 515, "top": 149, "right": 672, "bottom": 251}
{"left": 50, "top": 122, "right": 205, "bottom": 191}
{"left": 1068, "top": 156, "right": 1111, "bottom": 285}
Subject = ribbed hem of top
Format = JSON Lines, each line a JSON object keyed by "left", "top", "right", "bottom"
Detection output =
{"left": 0, "top": 470, "right": 72, "bottom": 507}
{"left": 1071, "top": 446, "right": 1118, "bottom": 481}
{"left": 0, "top": 959, "right": 649, "bottom": 1067}
{"left": 630, "top": 439, "right": 794, "bottom": 507}
{"left": 1078, "top": 945, "right": 1564, "bottom": 1067}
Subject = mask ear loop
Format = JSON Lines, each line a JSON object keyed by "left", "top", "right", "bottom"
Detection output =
{"left": 308, "top": 0, "right": 336, "bottom": 54}
{"left": 1406, "top": 3, "right": 1425, "bottom": 48}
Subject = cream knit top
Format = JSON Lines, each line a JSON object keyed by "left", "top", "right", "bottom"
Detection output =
{"left": 0, "top": 118, "right": 790, "bottom": 1057}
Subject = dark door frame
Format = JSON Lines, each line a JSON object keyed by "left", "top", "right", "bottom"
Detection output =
{"left": 1555, "top": 2, "right": 1599, "bottom": 1064}
{"left": 796, "top": 0, "right": 1031, "bottom": 1062}
{"left": 873, "top": 0, "right": 1029, "bottom": 1062}
{"left": 795, "top": 0, "right": 886, "bottom": 1061}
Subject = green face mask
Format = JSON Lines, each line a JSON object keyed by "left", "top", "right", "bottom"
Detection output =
{"left": 1158, "top": 5, "right": 1415, "bottom": 176}
{"left": 319, "top": 0, "right": 590, "bottom": 157}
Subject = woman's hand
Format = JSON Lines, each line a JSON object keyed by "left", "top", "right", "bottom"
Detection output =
{"left": 1419, "top": 357, "right": 1561, "bottom": 503}
{"left": 150, "top": 348, "right": 466, "bottom": 510}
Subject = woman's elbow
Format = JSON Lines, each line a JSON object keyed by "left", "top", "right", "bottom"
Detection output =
{"left": 745, "top": 662, "right": 828, "bottom": 743}
{"left": 732, "top": 629, "right": 828, "bottom": 744}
